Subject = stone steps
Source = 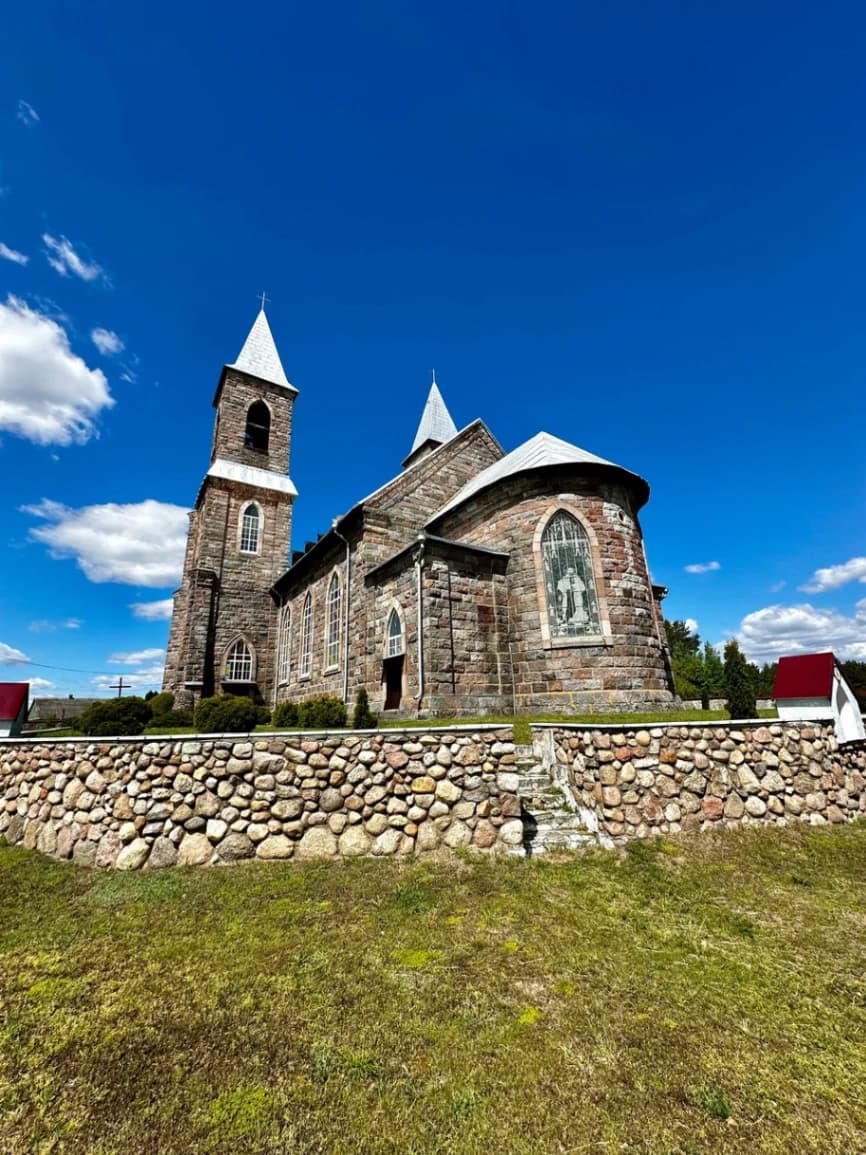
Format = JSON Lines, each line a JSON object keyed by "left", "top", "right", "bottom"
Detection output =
{"left": 514, "top": 760, "right": 596, "bottom": 856}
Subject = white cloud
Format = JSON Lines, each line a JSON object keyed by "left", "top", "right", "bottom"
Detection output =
{"left": 42, "top": 234, "right": 105, "bottom": 282}
{"left": 737, "top": 600, "right": 866, "bottom": 664}
{"left": 0, "top": 295, "right": 114, "bottom": 445}
{"left": 108, "top": 647, "right": 165, "bottom": 665}
{"left": 24, "top": 498, "right": 189, "bottom": 587}
{"left": 684, "top": 561, "right": 721, "bottom": 574}
{"left": 28, "top": 618, "right": 83, "bottom": 633}
{"left": 130, "top": 598, "right": 174, "bottom": 621}
{"left": 17, "top": 100, "right": 39, "bottom": 126}
{"left": 91, "top": 663, "right": 165, "bottom": 693}
{"left": 0, "top": 642, "right": 30, "bottom": 664}
{"left": 91, "top": 327, "right": 124, "bottom": 356}
{"left": 684, "top": 618, "right": 699, "bottom": 635}
{"left": 769, "top": 580, "right": 787, "bottom": 594}
{"left": 28, "top": 677, "right": 55, "bottom": 691}
{"left": 0, "top": 242, "right": 28, "bottom": 265}
{"left": 800, "top": 557, "right": 866, "bottom": 594}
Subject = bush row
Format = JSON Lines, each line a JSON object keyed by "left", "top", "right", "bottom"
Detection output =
{"left": 75, "top": 690, "right": 376, "bottom": 736}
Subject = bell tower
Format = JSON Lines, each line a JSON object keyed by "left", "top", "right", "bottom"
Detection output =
{"left": 163, "top": 305, "right": 298, "bottom": 709}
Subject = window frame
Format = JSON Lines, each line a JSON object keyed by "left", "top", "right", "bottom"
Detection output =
{"left": 385, "top": 606, "right": 405, "bottom": 658}
{"left": 299, "top": 592, "right": 313, "bottom": 680}
{"left": 533, "top": 504, "right": 612, "bottom": 649}
{"left": 278, "top": 604, "right": 291, "bottom": 685}
{"left": 224, "top": 637, "right": 255, "bottom": 683}
{"left": 238, "top": 501, "right": 262, "bottom": 555}
{"left": 324, "top": 570, "right": 342, "bottom": 672}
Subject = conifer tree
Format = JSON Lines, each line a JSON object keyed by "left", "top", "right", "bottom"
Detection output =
{"left": 723, "top": 639, "right": 757, "bottom": 720}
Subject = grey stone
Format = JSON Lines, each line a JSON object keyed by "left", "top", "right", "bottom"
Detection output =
{"left": 217, "top": 833, "right": 255, "bottom": 861}
{"left": 116, "top": 838, "right": 150, "bottom": 871}
{"left": 145, "top": 837, "right": 178, "bottom": 870}
{"left": 177, "top": 832, "right": 213, "bottom": 866}
{"left": 256, "top": 835, "right": 293, "bottom": 859}
{"left": 296, "top": 827, "right": 337, "bottom": 859}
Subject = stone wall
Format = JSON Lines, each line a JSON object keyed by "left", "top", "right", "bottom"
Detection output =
{"left": 3, "top": 721, "right": 864, "bottom": 870}
{"left": 547, "top": 720, "right": 866, "bottom": 843}
{"left": 0, "top": 728, "right": 523, "bottom": 869}
{"left": 430, "top": 469, "right": 675, "bottom": 713}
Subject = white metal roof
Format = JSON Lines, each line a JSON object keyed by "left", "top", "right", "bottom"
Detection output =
{"left": 208, "top": 457, "right": 298, "bottom": 496}
{"left": 429, "top": 431, "right": 644, "bottom": 521}
{"left": 228, "top": 308, "right": 295, "bottom": 391}
{"left": 410, "top": 377, "right": 458, "bottom": 453}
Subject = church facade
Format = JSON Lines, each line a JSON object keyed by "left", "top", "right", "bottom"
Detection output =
{"left": 163, "top": 309, "right": 676, "bottom": 717}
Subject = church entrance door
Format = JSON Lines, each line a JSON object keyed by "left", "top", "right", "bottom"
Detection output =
{"left": 383, "top": 655, "right": 404, "bottom": 710}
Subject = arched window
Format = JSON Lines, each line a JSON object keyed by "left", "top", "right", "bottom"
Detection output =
{"left": 225, "top": 638, "right": 253, "bottom": 682}
{"left": 325, "top": 571, "right": 342, "bottom": 669}
{"left": 244, "top": 401, "right": 271, "bottom": 452}
{"left": 239, "top": 503, "right": 261, "bottom": 553}
{"left": 299, "top": 593, "right": 312, "bottom": 678}
{"left": 278, "top": 606, "right": 291, "bottom": 684}
{"left": 541, "top": 511, "right": 601, "bottom": 639}
{"left": 386, "top": 608, "right": 404, "bottom": 657}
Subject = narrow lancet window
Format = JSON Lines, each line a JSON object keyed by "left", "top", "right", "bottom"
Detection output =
{"left": 325, "top": 572, "right": 342, "bottom": 669}
{"left": 278, "top": 606, "right": 291, "bottom": 683}
{"left": 541, "top": 511, "right": 601, "bottom": 639}
{"left": 300, "top": 593, "right": 313, "bottom": 677}
{"left": 386, "top": 608, "right": 404, "bottom": 657}
{"left": 225, "top": 639, "right": 253, "bottom": 681}
{"left": 244, "top": 401, "right": 271, "bottom": 452}
{"left": 240, "top": 503, "right": 260, "bottom": 553}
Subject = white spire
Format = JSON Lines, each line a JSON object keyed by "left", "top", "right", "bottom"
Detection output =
{"left": 229, "top": 306, "right": 294, "bottom": 390}
{"left": 410, "top": 372, "right": 458, "bottom": 454}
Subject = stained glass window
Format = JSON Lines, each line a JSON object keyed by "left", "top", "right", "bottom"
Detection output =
{"left": 278, "top": 606, "right": 291, "bottom": 683}
{"left": 386, "top": 608, "right": 404, "bottom": 657}
{"left": 541, "top": 512, "right": 600, "bottom": 639}
{"left": 225, "top": 639, "right": 253, "bottom": 681}
{"left": 325, "top": 572, "right": 342, "bottom": 669}
{"left": 300, "top": 593, "right": 312, "bottom": 677}
{"left": 240, "top": 503, "right": 260, "bottom": 553}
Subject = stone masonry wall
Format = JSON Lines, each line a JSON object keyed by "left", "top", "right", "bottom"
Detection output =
{"left": 3, "top": 721, "right": 864, "bottom": 870}
{"left": 0, "top": 729, "right": 524, "bottom": 869}
{"left": 548, "top": 721, "right": 866, "bottom": 843}
{"left": 431, "top": 470, "right": 674, "bottom": 713}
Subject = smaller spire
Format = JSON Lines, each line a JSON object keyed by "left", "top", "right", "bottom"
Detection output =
{"left": 229, "top": 304, "right": 293, "bottom": 390}
{"left": 410, "top": 373, "right": 458, "bottom": 455}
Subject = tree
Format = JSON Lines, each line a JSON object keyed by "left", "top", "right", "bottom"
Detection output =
{"left": 696, "top": 642, "right": 726, "bottom": 707}
{"left": 664, "top": 619, "right": 703, "bottom": 700}
{"left": 352, "top": 687, "right": 378, "bottom": 729}
{"left": 724, "top": 639, "right": 757, "bottom": 720}
{"left": 78, "top": 696, "right": 152, "bottom": 736}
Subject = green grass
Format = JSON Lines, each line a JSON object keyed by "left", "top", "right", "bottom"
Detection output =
{"left": 22, "top": 708, "right": 778, "bottom": 743}
{"left": 1, "top": 824, "right": 864, "bottom": 1153}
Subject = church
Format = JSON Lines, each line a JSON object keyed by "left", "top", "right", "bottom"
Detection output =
{"left": 163, "top": 308, "right": 676, "bottom": 718}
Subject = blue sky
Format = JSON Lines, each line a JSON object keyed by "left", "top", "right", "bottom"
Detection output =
{"left": 1, "top": 0, "right": 865, "bottom": 698}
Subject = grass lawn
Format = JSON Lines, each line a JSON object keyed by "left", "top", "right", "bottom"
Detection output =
{"left": 27, "top": 709, "right": 778, "bottom": 742}
{"left": 1, "top": 826, "right": 864, "bottom": 1153}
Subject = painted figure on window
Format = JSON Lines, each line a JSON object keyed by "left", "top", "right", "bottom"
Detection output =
{"left": 542, "top": 512, "right": 600, "bottom": 638}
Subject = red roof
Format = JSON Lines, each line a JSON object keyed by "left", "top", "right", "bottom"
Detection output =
{"left": 0, "top": 682, "right": 29, "bottom": 721}
{"left": 773, "top": 653, "right": 835, "bottom": 700}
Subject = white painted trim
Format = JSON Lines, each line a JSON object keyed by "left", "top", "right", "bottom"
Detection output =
{"left": 208, "top": 457, "right": 298, "bottom": 496}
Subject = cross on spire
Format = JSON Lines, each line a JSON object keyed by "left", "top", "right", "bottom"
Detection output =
{"left": 257, "top": 290, "right": 270, "bottom": 312}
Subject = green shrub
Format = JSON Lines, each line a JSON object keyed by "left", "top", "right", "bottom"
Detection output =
{"left": 352, "top": 687, "right": 378, "bottom": 729}
{"left": 77, "top": 697, "right": 152, "bottom": 737}
{"left": 724, "top": 639, "right": 757, "bottom": 720}
{"left": 145, "top": 709, "right": 194, "bottom": 731}
{"left": 194, "top": 695, "right": 259, "bottom": 733}
{"left": 256, "top": 706, "right": 272, "bottom": 726}
{"left": 147, "top": 691, "right": 174, "bottom": 718}
{"left": 272, "top": 701, "right": 299, "bottom": 729}
{"left": 297, "top": 695, "right": 347, "bottom": 729}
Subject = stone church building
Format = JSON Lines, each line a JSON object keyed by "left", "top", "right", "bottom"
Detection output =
{"left": 163, "top": 308, "right": 675, "bottom": 717}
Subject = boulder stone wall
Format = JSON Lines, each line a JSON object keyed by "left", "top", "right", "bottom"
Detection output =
{"left": 0, "top": 728, "right": 523, "bottom": 869}
{"left": 549, "top": 721, "right": 866, "bottom": 841}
